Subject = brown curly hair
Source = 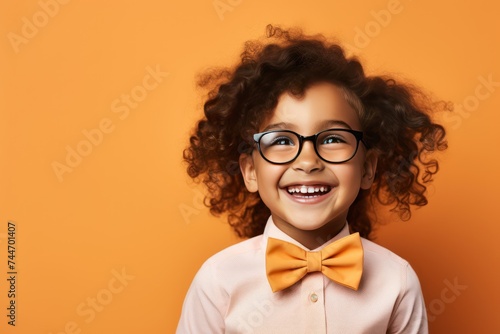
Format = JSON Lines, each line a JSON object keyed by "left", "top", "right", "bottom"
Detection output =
{"left": 183, "top": 24, "right": 447, "bottom": 240}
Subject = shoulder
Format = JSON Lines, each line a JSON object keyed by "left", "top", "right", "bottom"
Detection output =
{"left": 203, "top": 234, "right": 265, "bottom": 269}
{"left": 178, "top": 237, "right": 266, "bottom": 333}
{"left": 361, "top": 237, "right": 409, "bottom": 268}
{"left": 360, "top": 238, "right": 422, "bottom": 294}
{"left": 360, "top": 239, "right": 429, "bottom": 332}
{"left": 192, "top": 234, "right": 265, "bottom": 288}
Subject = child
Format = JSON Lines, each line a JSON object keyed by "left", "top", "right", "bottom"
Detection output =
{"left": 177, "top": 25, "right": 447, "bottom": 333}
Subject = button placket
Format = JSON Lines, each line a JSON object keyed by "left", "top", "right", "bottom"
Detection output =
{"left": 301, "top": 273, "right": 326, "bottom": 332}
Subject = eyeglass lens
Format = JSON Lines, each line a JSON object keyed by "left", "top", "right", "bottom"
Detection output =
{"left": 258, "top": 130, "right": 358, "bottom": 163}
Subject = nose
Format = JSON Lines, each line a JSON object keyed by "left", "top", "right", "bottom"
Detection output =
{"left": 291, "top": 140, "right": 324, "bottom": 174}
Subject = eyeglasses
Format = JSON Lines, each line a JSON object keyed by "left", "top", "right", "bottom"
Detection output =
{"left": 253, "top": 128, "right": 365, "bottom": 164}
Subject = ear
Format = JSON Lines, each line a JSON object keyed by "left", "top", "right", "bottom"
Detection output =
{"left": 360, "top": 150, "right": 378, "bottom": 190}
{"left": 239, "top": 153, "right": 259, "bottom": 193}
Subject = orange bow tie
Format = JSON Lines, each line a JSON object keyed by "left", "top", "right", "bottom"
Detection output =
{"left": 265, "top": 233, "right": 364, "bottom": 292}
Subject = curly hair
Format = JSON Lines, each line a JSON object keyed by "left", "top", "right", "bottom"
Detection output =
{"left": 183, "top": 24, "right": 448, "bottom": 240}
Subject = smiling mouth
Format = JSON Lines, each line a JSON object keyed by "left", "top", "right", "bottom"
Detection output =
{"left": 286, "top": 185, "right": 332, "bottom": 197}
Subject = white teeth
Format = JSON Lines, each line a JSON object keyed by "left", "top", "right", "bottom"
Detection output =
{"left": 287, "top": 185, "right": 331, "bottom": 194}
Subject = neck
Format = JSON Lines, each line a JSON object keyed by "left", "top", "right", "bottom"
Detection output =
{"left": 272, "top": 217, "right": 347, "bottom": 250}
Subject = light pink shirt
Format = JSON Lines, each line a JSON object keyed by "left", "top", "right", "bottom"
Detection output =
{"left": 177, "top": 217, "right": 428, "bottom": 333}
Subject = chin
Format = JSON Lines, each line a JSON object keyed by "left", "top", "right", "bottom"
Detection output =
{"left": 288, "top": 219, "right": 330, "bottom": 231}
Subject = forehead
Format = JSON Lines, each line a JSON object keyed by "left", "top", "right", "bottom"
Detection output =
{"left": 263, "top": 82, "right": 362, "bottom": 132}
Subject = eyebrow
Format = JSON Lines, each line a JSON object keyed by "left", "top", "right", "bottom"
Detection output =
{"left": 261, "top": 122, "right": 292, "bottom": 132}
{"left": 261, "top": 120, "right": 353, "bottom": 132}
{"left": 320, "top": 120, "right": 353, "bottom": 130}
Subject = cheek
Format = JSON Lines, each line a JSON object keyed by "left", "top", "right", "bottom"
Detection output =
{"left": 331, "top": 165, "right": 364, "bottom": 187}
{"left": 254, "top": 162, "right": 286, "bottom": 186}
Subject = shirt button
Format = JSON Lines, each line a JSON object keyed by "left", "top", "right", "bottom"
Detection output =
{"left": 310, "top": 293, "right": 318, "bottom": 303}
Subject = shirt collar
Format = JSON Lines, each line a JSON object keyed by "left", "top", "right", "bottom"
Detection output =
{"left": 262, "top": 215, "right": 351, "bottom": 251}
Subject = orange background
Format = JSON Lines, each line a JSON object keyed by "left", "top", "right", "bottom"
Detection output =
{"left": 1, "top": 0, "right": 499, "bottom": 333}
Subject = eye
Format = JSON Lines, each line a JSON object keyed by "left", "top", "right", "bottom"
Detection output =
{"left": 321, "top": 135, "right": 347, "bottom": 145}
{"left": 269, "top": 136, "right": 295, "bottom": 146}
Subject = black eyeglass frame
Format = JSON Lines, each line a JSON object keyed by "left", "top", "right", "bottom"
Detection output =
{"left": 252, "top": 128, "right": 366, "bottom": 165}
